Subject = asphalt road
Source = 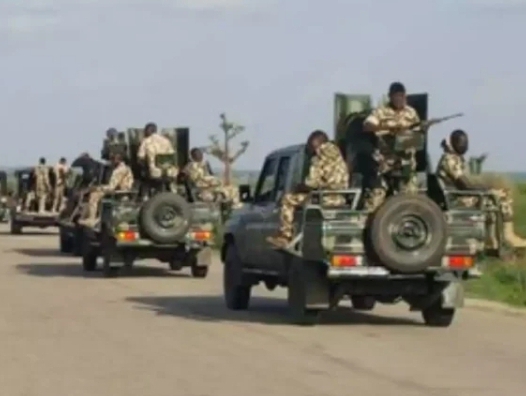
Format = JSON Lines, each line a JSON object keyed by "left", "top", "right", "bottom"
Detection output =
{"left": 1, "top": 224, "right": 525, "bottom": 396}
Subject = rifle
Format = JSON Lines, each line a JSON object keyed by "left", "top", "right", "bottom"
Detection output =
{"left": 376, "top": 113, "right": 464, "bottom": 136}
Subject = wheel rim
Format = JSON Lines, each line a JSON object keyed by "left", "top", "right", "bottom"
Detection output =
{"left": 389, "top": 214, "right": 430, "bottom": 251}
{"left": 155, "top": 205, "right": 184, "bottom": 230}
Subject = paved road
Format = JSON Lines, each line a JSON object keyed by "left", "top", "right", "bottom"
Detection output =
{"left": 1, "top": 224, "right": 525, "bottom": 396}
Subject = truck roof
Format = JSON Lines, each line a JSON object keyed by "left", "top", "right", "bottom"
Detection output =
{"left": 266, "top": 144, "right": 305, "bottom": 158}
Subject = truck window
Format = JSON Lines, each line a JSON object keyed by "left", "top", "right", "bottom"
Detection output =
{"left": 253, "top": 157, "right": 278, "bottom": 203}
{"left": 274, "top": 156, "right": 291, "bottom": 202}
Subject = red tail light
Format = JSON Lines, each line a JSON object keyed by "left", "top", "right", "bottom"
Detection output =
{"left": 448, "top": 256, "right": 473, "bottom": 269}
{"left": 331, "top": 255, "right": 357, "bottom": 267}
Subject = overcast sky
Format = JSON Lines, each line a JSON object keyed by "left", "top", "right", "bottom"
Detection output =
{"left": 0, "top": 0, "right": 524, "bottom": 170}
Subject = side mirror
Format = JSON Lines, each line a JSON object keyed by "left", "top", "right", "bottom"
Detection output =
{"left": 239, "top": 184, "right": 252, "bottom": 203}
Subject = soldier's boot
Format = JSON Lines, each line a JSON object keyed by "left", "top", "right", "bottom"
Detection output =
{"left": 503, "top": 221, "right": 526, "bottom": 249}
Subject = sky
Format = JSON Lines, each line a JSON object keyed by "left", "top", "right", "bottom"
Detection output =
{"left": 0, "top": 0, "right": 525, "bottom": 171}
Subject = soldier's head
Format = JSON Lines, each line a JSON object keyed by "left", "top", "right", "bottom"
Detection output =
{"left": 39, "top": 157, "right": 46, "bottom": 165}
{"left": 449, "top": 129, "right": 469, "bottom": 155}
{"left": 59, "top": 157, "right": 66, "bottom": 164}
{"left": 388, "top": 82, "right": 406, "bottom": 110}
{"left": 106, "top": 128, "right": 118, "bottom": 139}
{"left": 306, "top": 130, "right": 329, "bottom": 155}
{"left": 144, "top": 122, "right": 157, "bottom": 137}
{"left": 190, "top": 147, "right": 203, "bottom": 162}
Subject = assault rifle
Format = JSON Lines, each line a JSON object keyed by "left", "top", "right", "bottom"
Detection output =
{"left": 376, "top": 113, "right": 464, "bottom": 136}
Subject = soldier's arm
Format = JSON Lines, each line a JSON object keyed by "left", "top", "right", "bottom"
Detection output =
{"left": 304, "top": 158, "right": 323, "bottom": 189}
{"left": 363, "top": 108, "right": 383, "bottom": 132}
{"left": 101, "top": 169, "right": 123, "bottom": 192}
{"left": 442, "top": 155, "right": 480, "bottom": 190}
{"left": 137, "top": 140, "right": 146, "bottom": 160}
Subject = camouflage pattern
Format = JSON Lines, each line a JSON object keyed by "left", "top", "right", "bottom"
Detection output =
{"left": 81, "top": 162, "right": 134, "bottom": 225}
{"left": 436, "top": 146, "right": 526, "bottom": 248}
{"left": 137, "top": 133, "right": 178, "bottom": 179}
{"left": 363, "top": 104, "right": 420, "bottom": 211}
{"left": 279, "top": 142, "right": 349, "bottom": 239}
{"left": 184, "top": 160, "right": 240, "bottom": 207}
{"left": 33, "top": 165, "right": 51, "bottom": 213}
{"left": 52, "top": 162, "right": 69, "bottom": 212}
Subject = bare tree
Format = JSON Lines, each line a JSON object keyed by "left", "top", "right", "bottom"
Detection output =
{"left": 202, "top": 113, "right": 249, "bottom": 185}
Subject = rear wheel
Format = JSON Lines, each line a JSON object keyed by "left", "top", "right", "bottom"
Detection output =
{"left": 191, "top": 264, "right": 209, "bottom": 278}
{"left": 82, "top": 234, "right": 98, "bottom": 272}
{"left": 350, "top": 296, "right": 376, "bottom": 311}
{"left": 10, "top": 220, "right": 22, "bottom": 234}
{"left": 422, "top": 300, "right": 455, "bottom": 327}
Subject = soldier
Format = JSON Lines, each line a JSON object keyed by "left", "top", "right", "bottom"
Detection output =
{"left": 137, "top": 122, "right": 178, "bottom": 180}
{"left": 436, "top": 129, "right": 526, "bottom": 249}
{"left": 266, "top": 130, "right": 349, "bottom": 248}
{"left": 52, "top": 157, "right": 69, "bottom": 212}
{"left": 362, "top": 82, "right": 421, "bottom": 211}
{"left": 184, "top": 147, "right": 241, "bottom": 208}
{"left": 78, "top": 153, "right": 134, "bottom": 227}
{"left": 30, "top": 157, "right": 51, "bottom": 213}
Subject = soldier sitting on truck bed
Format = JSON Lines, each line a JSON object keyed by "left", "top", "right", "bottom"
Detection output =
{"left": 137, "top": 122, "right": 178, "bottom": 183}
{"left": 266, "top": 130, "right": 349, "bottom": 248}
{"left": 436, "top": 129, "right": 526, "bottom": 249}
{"left": 184, "top": 147, "right": 241, "bottom": 208}
{"left": 78, "top": 153, "right": 134, "bottom": 227}
{"left": 362, "top": 82, "right": 420, "bottom": 212}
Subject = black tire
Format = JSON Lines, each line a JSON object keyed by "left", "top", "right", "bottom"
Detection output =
{"left": 72, "top": 227, "right": 84, "bottom": 257}
{"left": 191, "top": 264, "right": 209, "bottom": 278}
{"left": 350, "top": 296, "right": 376, "bottom": 311}
{"left": 140, "top": 192, "right": 192, "bottom": 244}
{"left": 422, "top": 300, "right": 455, "bottom": 327}
{"left": 10, "top": 220, "right": 22, "bottom": 235}
{"left": 82, "top": 235, "right": 98, "bottom": 272}
{"left": 369, "top": 194, "right": 447, "bottom": 273}
{"left": 287, "top": 260, "right": 321, "bottom": 326}
{"left": 59, "top": 227, "right": 73, "bottom": 253}
{"left": 223, "top": 244, "right": 251, "bottom": 310}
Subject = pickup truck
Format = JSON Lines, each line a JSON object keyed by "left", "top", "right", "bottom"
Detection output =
{"left": 221, "top": 93, "right": 487, "bottom": 327}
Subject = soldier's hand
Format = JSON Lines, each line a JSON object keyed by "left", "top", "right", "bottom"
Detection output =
{"left": 293, "top": 183, "right": 311, "bottom": 194}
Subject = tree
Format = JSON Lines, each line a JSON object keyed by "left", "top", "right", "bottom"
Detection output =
{"left": 202, "top": 113, "right": 249, "bottom": 185}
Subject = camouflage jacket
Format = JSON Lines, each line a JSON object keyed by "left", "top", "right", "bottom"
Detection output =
{"left": 137, "top": 133, "right": 175, "bottom": 160}
{"left": 34, "top": 165, "right": 51, "bottom": 192}
{"left": 101, "top": 162, "right": 134, "bottom": 193}
{"left": 184, "top": 161, "right": 220, "bottom": 189}
{"left": 436, "top": 150, "right": 466, "bottom": 188}
{"left": 364, "top": 104, "right": 420, "bottom": 133}
{"left": 305, "top": 142, "right": 349, "bottom": 190}
{"left": 53, "top": 163, "right": 70, "bottom": 187}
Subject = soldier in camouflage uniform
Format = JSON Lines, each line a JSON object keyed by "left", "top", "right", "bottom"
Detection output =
{"left": 267, "top": 130, "right": 349, "bottom": 247}
{"left": 137, "top": 122, "right": 178, "bottom": 181}
{"left": 52, "top": 157, "right": 69, "bottom": 212}
{"left": 25, "top": 157, "right": 51, "bottom": 213}
{"left": 362, "top": 82, "right": 421, "bottom": 211}
{"left": 78, "top": 153, "right": 134, "bottom": 227}
{"left": 184, "top": 148, "right": 241, "bottom": 208}
{"left": 436, "top": 129, "right": 526, "bottom": 249}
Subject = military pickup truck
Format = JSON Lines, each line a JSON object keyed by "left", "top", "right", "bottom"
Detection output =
{"left": 221, "top": 93, "right": 487, "bottom": 327}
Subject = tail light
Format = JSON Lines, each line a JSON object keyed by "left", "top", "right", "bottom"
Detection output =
{"left": 116, "top": 231, "right": 138, "bottom": 241}
{"left": 189, "top": 230, "right": 212, "bottom": 241}
{"left": 447, "top": 256, "right": 473, "bottom": 269}
{"left": 331, "top": 254, "right": 359, "bottom": 267}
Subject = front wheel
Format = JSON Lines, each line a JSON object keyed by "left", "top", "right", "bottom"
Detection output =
{"left": 223, "top": 244, "right": 251, "bottom": 310}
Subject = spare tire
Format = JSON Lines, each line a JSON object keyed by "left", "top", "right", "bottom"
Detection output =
{"left": 369, "top": 194, "right": 447, "bottom": 273}
{"left": 140, "top": 192, "right": 192, "bottom": 244}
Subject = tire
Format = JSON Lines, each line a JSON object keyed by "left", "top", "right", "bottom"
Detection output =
{"left": 140, "top": 192, "right": 192, "bottom": 244}
{"left": 10, "top": 220, "right": 22, "bottom": 235}
{"left": 369, "top": 194, "right": 447, "bottom": 273}
{"left": 422, "top": 300, "right": 455, "bottom": 327}
{"left": 350, "top": 296, "right": 376, "bottom": 311}
{"left": 72, "top": 227, "right": 84, "bottom": 257}
{"left": 82, "top": 235, "right": 98, "bottom": 272}
{"left": 287, "top": 259, "right": 320, "bottom": 326}
{"left": 191, "top": 264, "right": 209, "bottom": 278}
{"left": 223, "top": 244, "right": 251, "bottom": 310}
{"left": 59, "top": 227, "right": 73, "bottom": 253}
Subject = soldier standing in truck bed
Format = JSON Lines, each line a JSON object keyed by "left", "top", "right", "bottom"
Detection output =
{"left": 137, "top": 122, "right": 178, "bottom": 180}
{"left": 362, "top": 82, "right": 421, "bottom": 212}
{"left": 436, "top": 129, "right": 526, "bottom": 249}
{"left": 184, "top": 147, "right": 241, "bottom": 208}
{"left": 266, "top": 130, "right": 349, "bottom": 248}
{"left": 28, "top": 157, "right": 51, "bottom": 213}
{"left": 52, "top": 157, "right": 69, "bottom": 212}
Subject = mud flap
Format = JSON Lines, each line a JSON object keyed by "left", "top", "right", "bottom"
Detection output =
{"left": 290, "top": 257, "right": 330, "bottom": 310}
{"left": 441, "top": 281, "right": 464, "bottom": 309}
{"left": 196, "top": 246, "right": 213, "bottom": 267}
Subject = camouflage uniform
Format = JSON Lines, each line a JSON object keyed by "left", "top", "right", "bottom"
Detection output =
{"left": 436, "top": 146, "right": 526, "bottom": 249}
{"left": 52, "top": 162, "right": 69, "bottom": 212}
{"left": 278, "top": 142, "right": 349, "bottom": 240}
{"left": 29, "top": 165, "right": 51, "bottom": 213}
{"left": 363, "top": 104, "right": 420, "bottom": 211}
{"left": 79, "top": 162, "right": 134, "bottom": 226}
{"left": 137, "top": 133, "right": 178, "bottom": 179}
{"left": 184, "top": 160, "right": 241, "bottom": 207}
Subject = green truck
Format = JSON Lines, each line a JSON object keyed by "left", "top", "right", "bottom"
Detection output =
{"left": 221, "top": 93, "right": 487, "bottom": 327}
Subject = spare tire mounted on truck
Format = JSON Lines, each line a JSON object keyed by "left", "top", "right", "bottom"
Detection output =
{"left": 368, "top": 194, "right": 447, "bottom": 273}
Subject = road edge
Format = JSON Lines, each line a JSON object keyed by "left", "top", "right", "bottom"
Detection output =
{"left": 465, "top": 298, "right": 526, "bottom": 317}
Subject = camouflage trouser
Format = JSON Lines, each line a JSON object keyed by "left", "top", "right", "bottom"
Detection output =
{"left": 84, "top": 190, "right": 105, "bottom": 220}
{"left": 25, "top": 189, "right": 48, "bottom": 212}
{"left": 279, "top": 192, "right": 345, "bottom": 239}
{"left": 53, "top": 185, "right": 65, "bottom": 212}
{"left": 364, "top": 151, "right": 418, "bottom": 212}
{"left": 149, "top": 164, "right": 178, "bottom": 179}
